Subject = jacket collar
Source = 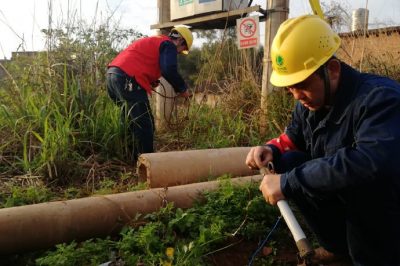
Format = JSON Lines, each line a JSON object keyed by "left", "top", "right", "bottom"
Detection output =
{"left": 324, "top": 62, "right": 362, "bottom": 123}
{"left": 303, "top": 62, "right": 362, "bottom": 130}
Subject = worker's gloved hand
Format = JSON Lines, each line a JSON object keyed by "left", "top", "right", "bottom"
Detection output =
{"left": 179, "top": 90, "right": 192, "bottom": 98}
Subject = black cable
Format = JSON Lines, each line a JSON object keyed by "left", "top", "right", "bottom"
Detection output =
{"left": 322, "top": 65, "right": 331, "bottom": 107}
{"left": 152, "top": 82, "right": 190, "bottom": 130}
{"left": 248, "top": 216, "right": 282, "bottom": 266}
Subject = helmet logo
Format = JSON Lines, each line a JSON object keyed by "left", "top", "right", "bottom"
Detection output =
{"left": 275, "top": 55, "right": 287, "bottom": 72}
{"left": 276, "top": 55, "right": 284, "bottom": 66}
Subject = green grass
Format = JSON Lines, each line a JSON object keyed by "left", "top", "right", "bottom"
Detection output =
{"left": 32, "top": 181, "right": 286, "bottom": 266}
{"left": 0, "top": 16, "right": 398, "bottom": 266}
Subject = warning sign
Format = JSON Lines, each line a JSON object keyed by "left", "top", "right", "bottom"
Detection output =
{"left": 236, "top": 16, "right": 260, "bottom": 49}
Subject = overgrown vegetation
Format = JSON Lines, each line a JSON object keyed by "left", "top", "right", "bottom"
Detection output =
{"left": 0, "top": 20, "right": 292, "bottom": 187}
{"left": 8, "top": 180, "right": 292, "bottom": 266}
{"left": 0, "top": 4, "right": 399, "bottom": 265}
{"left": 0, "top": 14, "right": 296, "bottom": 265}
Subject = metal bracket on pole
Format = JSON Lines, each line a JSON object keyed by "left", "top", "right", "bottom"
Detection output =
{"left": 261, "top": 7, "right": 290, "bottom": 14}
{"left": 258, "top": 7, "right": 289, "bottom": 21}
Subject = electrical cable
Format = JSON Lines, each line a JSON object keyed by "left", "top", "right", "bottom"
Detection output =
{"left": 151, "top": 82, "right": 178, "bottom": 99}
{"left": 151, "top": 82, "right": 190, "bottom": 130}
{"left": 247, "top": 216, "right": 282, "bottom": 266}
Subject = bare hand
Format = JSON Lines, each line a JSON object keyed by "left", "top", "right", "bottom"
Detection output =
{"left": 245, "top": 146, "right": 273, "bottom": 170}
{"left": 179, "top": 90, "right": 192, "bottom": 98}
{"left": 259, "top": 174, "right": 285, "bottom": 205}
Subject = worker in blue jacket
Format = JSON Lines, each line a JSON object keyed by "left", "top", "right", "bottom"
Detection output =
{"left": 246, "top": 14, "right": 400, "bottom": 265}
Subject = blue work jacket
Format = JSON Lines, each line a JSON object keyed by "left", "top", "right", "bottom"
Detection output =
{"left": 281, "top": 62, "right": 400, "bottom": 200}
{"left": 278, "top": 62, "right": 400, "bottom": 264}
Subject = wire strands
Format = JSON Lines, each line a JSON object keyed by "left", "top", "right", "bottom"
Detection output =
{"left": 151, "top": 82, "right": 190, "bottom": 130}
{"left": 248, "top": 216, "right": 282, "bottom": 266}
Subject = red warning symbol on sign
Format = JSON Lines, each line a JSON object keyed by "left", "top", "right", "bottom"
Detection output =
{"left": 237, "top": 16, "right": 259, "bottom": 49}
{"left": 239, "top": 18, "right": 257, "bottom": 38}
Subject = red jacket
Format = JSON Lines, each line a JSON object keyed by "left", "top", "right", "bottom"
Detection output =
{"left": 109, "top": 35, "right": 171, "bottom": 93}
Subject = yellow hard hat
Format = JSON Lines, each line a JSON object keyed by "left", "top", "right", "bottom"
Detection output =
{"left": 270, "top": 14, "right": 341, "bottom": 87}
{"left": 171, "top": 26, "right": 193, "bottom": 55}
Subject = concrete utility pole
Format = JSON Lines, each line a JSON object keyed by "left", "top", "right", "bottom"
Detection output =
{"left": 260, "top": 0, "right": 289, "bottom": 135}
{"left": 155, "top": 0, "right": 175, "bottom": 130}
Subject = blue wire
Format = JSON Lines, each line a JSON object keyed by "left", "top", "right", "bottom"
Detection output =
{"left": 248, "top": 216, "right": 282, "bottom": 266}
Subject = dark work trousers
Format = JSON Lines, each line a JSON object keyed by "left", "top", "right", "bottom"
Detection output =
{"left": 106, "top": 67, "right": 154, "bottom": 160}
{"left": 273, "top": 151, "right": 348, "bottom": 254}
{"left": 275, "top": 151, "right": 400, "bottom": 266}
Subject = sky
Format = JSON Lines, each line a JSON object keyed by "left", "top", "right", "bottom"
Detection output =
{"left": 1, "top": 0, "right": 399, "bottom": 59}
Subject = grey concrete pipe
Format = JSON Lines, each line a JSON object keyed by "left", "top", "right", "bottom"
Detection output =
{"left": 0, "top": 175, "right": 261, "bottom": 255}
{"left": 137, "top": 147, "right": 257, "bottom": 188}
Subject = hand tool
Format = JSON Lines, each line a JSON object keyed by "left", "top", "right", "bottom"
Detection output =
{"left": 260, "top": 162, "right": 314, "bottom": 263}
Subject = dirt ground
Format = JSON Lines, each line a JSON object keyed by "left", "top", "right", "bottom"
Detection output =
{"left": 207, "top": 239, "right": 299, "bottom": 266}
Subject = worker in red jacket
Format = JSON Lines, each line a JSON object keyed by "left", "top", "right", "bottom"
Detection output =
{"left": 106, "top": 26, "right": 193, "bottom": 160}
{"left": 246, "top": 15, "right": 400, "bottom": 265}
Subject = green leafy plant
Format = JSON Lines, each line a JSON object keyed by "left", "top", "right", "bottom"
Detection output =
{"left": 0, "top": 184, "right": 53, "bottom": 208}
{"left": 33, "top": 181, "right": 286, "bottom": 266}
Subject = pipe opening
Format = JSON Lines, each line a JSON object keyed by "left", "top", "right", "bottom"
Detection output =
{"left": 138, "top": 164, "right": 148, "bottom": 183}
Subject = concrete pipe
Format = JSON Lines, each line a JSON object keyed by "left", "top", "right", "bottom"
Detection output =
{"left": 0, "top": 175, "right": 261, "bottom": 255}
{"left": 137, "top": 147, "right": 257, "bottom": 188}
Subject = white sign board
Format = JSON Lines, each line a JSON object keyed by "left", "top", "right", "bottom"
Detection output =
{"left": 236, "top": 16, "right": 260, "bottom": 49}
